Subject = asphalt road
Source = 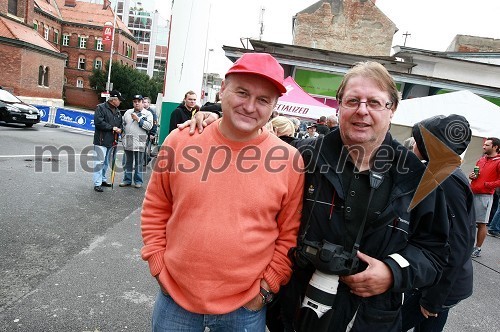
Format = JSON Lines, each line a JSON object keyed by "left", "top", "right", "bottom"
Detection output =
{"left": 0, "top": 122, "right": 499, "bottom": 331}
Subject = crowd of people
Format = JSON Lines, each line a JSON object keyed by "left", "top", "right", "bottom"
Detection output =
{"left": 92, "top": 51, "right": 498, "bottom": 331}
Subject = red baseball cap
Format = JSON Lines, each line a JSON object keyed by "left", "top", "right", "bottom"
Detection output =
{"left": 225, "top": 53, "right": 286, "bottom": 95}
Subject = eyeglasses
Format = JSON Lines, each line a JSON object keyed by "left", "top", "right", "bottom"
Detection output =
{"left": 339, "top": 98, "right": 393, "bottom": 112}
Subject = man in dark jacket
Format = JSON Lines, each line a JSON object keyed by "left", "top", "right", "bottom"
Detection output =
{"left": 169, "top": 90, "right": 197, "bottom": 133}
{"left": 92, "top": 90, "right": 124, "bottom": 192}
{"left": 278, "top": 62, "right": 449, "bottom": 332}
{"left": 402, "top": 114, "right": 475, "bottom": 332}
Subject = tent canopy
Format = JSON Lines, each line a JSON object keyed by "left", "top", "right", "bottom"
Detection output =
{"left": 390, "top": 90, "right": 500, "bottom": 174}
{"left": 392, "top": 90, "right": 500, "bottom": 138}
{"left": 274, "top": 76, "right": 335, "bottom": 120}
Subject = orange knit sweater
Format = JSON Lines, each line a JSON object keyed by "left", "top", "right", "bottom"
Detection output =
{"left": 141, "top": 119, "right": 304, "bottom": 314}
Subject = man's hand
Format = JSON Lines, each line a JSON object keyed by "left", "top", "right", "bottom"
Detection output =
{"left": 243, "top": 292, "right": 265, "bottom": 311}
{"left": 131, "top": 113, "right": 139, "bottom": 122}
{"left": 420, "top": 305, "right": 438, "bottom": 319}
{"left": 340, "top": 251, "right": 393, "bottom": 297}
{"left": 177, "top": 111, "right": 219, "bottom": 135}
{"left": 113, "top": 127, "right": 122, "bottom": 134}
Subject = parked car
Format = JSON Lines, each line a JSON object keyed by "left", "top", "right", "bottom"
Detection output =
{"left": 0, "top": 87, "right": 40, "bottom": 127}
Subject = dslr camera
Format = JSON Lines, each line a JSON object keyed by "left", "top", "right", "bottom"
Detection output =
{"left": 294, "top": 239, "right": 359, "bottom": 276}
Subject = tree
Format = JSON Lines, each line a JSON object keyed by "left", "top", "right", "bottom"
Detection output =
{"left": 89, "top": 61, "right": 164, "bottom": 109}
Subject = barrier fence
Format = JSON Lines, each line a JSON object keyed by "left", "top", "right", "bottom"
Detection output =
{"left": 33, "top": 105, "right": 95, "bottom": 133}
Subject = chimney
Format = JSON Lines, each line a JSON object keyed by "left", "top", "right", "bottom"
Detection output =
{"left": 65, "top": 0, "right": 76, "bottom": 7}
{"left": 103, "top": 0, "right": 110, "bottom": 10}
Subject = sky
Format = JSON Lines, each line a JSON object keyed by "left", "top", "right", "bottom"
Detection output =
{"left": 141, "top": 0, "right": 500, "bottom": 77}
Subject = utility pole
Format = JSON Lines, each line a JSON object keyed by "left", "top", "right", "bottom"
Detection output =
{"left": 403, "top": 31, "right": 411, "bottom": 47}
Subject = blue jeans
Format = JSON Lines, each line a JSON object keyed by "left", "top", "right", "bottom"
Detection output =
{"left": 152, "top": 291, "right": 266, "bottom": 332}
{"left": 93, "top": 145, "right": 113, "bottom": 186}
{"left": 122, "top": 150, "right": 144, "bottom": 185}
{"left": 489, "top": 205, "right": 500, "bottom": 233}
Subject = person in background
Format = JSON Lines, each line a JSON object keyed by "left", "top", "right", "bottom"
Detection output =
{"left": 200, "top": 91, "right": 222, "bottom": 117}
{"left": 269, "top": 115, "right": 296, "bottom": 144}
{"left": 402, "top": 114, "right": 474, "bottom": 332}
{"left": 304, "top": 123, "right": 319, "bottom": 138}
{"left": 326, "top": 114, "right": 338, "bottom": 131}
{"left": 315, "top": 115, "right": 330, "bottom": 135}
{"left": 143, "top": 96, "right": 158, "bottom": 166}
{"left": 92, "top": 90, "right": 124, "bottom": 192}
{"left": 169, "top": 91, "right": 197, "bottom": 133}
{"left": 119, "top": 95, "right": 153, "bottom": 189}
{"left": 468, "top": 137, "right": 500, "bottom": 257}
{"left": 141, "top": 53, "right": 304, "bottom": 331}
{"left": 288, "top": 117, "right": 301, "bottom": 138}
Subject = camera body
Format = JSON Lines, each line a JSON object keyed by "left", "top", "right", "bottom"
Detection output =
{"left": 294, "top": 239, "right": 359, "bottom": 276}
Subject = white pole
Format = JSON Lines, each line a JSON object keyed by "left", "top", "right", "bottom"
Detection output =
{"left": 106, "top": 1, "right": 118, "bottom": 92}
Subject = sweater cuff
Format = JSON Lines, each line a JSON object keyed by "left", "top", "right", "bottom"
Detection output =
{"left": 263, "top": 267, "right": 286, "bottom": 293}
{"left": 147, "top": 251, "right": 165, "bottom": 277}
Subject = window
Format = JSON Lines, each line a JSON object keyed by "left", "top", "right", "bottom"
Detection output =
{"left": 95, "top": 38, "right": 103, "bottom": 51}
{"left": 78, "top": 56, "right": 86, "bottom": 70}
{"left": 38, "top": 66, "right": 44, "bottom": 86}
{"left": 94, "top": 57, "right": 103, "bottom": 70}
{"left": 63, "top": 53, "right": 68, "bottom": 67}
{"left": 62, "top": 34, "right": 69, "bottom": 46}
{"left": 76, "top": 78, "right": 84, "bottom": 88}
{"left": 79, "top": 36, "right": 87, "bottom": 49}
{"left": 33, "top": 20, "right": 38, "bottom": 31}
{"left": 53, "top": 29, "right": 59, "bottom": 44}
{"left": 38, "top": 66, "right": 49, "bottom": 87}
{"left": 64, "top": 76, "right": 67, "bottom": 84}
{"left": 8, "top": 0, "right": 17, "bottom": 16}
{"left": 44, "top": 26, "right": 49, "bottom": 40}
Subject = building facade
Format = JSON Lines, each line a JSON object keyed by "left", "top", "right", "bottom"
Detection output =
{"left": 0, "top": 0, "right": 137, "bottom": 109}
{"left": 115, "top": 0, "right": 168, "bottom": 80}
{"left": 0, "top": 0, "right": 65, "bottom": 100}
{"left": 292, "top": 0, "right": 396, "bottom": 56}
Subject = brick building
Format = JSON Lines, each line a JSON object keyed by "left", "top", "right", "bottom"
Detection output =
{"left": 34, "top": 0, "right": 137, "bottom": 109}
{"left": 292, "top": 0, "right": 396, "bottom": 56}
{"left": 447, "top": 34, "right": 500, "bottom": 53}
{"left": 0, "top": 0, "right": 137, "bottom": 109}
{"left": 0, "top": 0, "right": 65, "bottom": 99}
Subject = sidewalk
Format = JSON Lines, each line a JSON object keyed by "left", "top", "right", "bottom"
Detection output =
{"left": 0, "top": 207, "right": 156, "bottom": 332}
{"left": 1, "top": 207, "right": 499, "bottom": 331}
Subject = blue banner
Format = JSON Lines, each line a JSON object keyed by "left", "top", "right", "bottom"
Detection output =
{"left": 54, "top": 108, "right": 95, "bottom": 131}
{"left": 33, "top": 105, "right": 50, "bottom": 122}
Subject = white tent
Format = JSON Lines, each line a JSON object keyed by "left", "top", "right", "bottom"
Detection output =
{"left": 391, "top": 90, "right": 500, "bottom": 173}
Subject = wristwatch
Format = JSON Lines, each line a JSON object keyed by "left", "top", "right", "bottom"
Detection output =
{"left": 259, "top": 287, "right": 274, "bottom": 304}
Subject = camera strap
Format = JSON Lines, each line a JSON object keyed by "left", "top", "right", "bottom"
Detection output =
{"left": 349, "top": 171, "right": 384, "bottom": 269}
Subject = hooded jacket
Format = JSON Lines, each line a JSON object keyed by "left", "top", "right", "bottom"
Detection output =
{"left": 410, "top": 114, "right": 474, "bottom": 312}
{"left": 280, "top": 129, "right": 449, "bottom": 332}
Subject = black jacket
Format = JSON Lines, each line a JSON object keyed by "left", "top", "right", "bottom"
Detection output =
{"left": 169, "top": 103, "right": 193, "bottom": 133}
{"left": 93, "top": 101, "right": 122, "bottom": 148}
{"left": 282, "top": 129, "right": 449, "bottom": 332}
{"left": 411, "top": 114, "right": 474, "bottom": 312}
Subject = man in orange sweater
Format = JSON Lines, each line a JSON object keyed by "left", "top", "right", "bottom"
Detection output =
{"left": 141, "top": 53, "right": 304, "bottom": 331}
